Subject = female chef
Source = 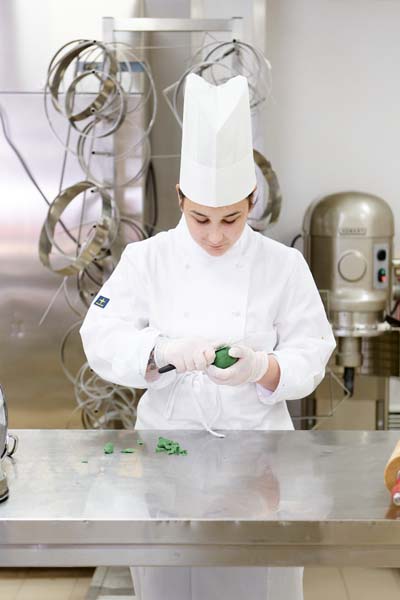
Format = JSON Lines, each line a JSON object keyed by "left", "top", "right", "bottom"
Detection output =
{"left": 80, "top": 73, "right": 336, "bottom": 600}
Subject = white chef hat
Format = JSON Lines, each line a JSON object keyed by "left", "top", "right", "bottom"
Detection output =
{"left": 179, "top": 73, "right": 256, "bottom": 207}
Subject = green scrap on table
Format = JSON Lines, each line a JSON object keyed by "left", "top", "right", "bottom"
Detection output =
{"left": 213, "top": 346, "right": 238, "bottom": 369}
{"left": 137, "top": 440, "right": 144, "bottom": 446}
{"left": 121, "top": 448, "right": 135, "bottom": 454}
{"left": 156, "top": 436, "right": 187, "bottom": 456}
{"left": 103, "top": 442, "right": 114, "bottom": 454}
{"left": 81, "top": 460, "right": 88, "bottom": 463}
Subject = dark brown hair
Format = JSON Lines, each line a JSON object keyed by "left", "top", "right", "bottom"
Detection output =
{"left": 178, "top": 187, "right": 255, "bottom": 209}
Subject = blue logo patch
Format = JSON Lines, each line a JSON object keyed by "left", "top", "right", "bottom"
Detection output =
{"left": 94, "top": 295, "right": 110, "bottom": 308}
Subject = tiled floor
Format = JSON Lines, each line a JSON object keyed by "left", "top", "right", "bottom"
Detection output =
{"left": 0, "top": 568, "right": 94, "bottom": 600}
{"left": 1, "top": 567, "right": 400, "bottom": 599}
{"left": 304, "top": 567, "right": 400, "bottom": 600}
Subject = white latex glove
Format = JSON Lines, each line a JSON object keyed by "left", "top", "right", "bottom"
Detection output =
{"left": 155, "top": 336, "right": 218, "bottom": 373}
{"left": 206, "top": 344, "right": 269, "bottom": 386}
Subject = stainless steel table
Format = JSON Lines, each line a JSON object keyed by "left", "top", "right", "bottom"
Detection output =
{"left": 0, "top": 429, "right": 399, "bottom": 567}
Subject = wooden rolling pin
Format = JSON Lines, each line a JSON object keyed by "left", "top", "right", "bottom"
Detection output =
{"left": 384, "top": 440, "right": 400, "bottom": 506}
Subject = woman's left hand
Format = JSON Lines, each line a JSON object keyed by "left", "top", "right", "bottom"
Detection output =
{"left": 206, "top": 345, "right": 269, "bottom": 386}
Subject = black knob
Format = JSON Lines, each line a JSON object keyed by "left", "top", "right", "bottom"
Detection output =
{"left": 377, "top": 249, "right": 386, "bottom": 261}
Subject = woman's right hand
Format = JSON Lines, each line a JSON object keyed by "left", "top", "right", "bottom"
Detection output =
{"left": 155, "top": 337, "right": 218, "bottom": 373}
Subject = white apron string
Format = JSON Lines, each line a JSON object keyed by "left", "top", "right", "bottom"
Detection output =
{"left": 164, "top": 372, "right": 225, "bottom": 438}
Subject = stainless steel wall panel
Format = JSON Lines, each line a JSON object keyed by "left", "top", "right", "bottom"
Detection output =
{"left": 0, "top": 94, "right": 87, "bottom": 427}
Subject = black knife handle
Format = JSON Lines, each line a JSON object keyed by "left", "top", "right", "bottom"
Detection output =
{"left": 158, "top": 363, "right": 176, "bottom": 374}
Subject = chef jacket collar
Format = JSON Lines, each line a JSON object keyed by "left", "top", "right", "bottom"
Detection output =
{"left": 174, "top": 214, "right": 252, "bottom": 263}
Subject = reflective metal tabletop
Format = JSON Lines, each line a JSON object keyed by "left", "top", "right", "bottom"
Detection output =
{"left": 0, "top": 429, "right": 399, "bottom": 567}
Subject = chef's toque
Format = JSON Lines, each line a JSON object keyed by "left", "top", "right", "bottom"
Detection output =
{"left": 179, "top": 73, "right": 256, "bottom": 207}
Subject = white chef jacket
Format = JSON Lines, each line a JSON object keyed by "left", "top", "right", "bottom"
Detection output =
{"left": 80, "top": 216, "right": 336, "bottom": 600}
{"left": 81, "top": 216, "right": 336, "bottom": 433}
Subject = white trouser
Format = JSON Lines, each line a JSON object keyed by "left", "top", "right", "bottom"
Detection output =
{"left": 130, "top": 566, "right": 304, "bottom": 600}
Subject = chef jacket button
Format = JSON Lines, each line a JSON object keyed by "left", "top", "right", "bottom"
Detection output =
{"left": 185, "top": 264, "right": 190, "bottom": 269}
{"left": 232, "top": 311, "right": 241, "bottom": 317}
{"left": 184, "top": 312, "right": 190, "bottom": 318}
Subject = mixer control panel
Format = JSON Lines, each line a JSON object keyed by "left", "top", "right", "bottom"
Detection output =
{"left": 373, "top": 243, "right": 389, "bottom": 289}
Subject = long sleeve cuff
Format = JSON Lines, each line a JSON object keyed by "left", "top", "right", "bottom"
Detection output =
{"left": 112, "top": 329, "right": 177, "bottom": 390}
{"left": 255, "top": 353, "right": 287, "bottom": 406}
{"left": 256, "top": 349, "right": 328, "bottom": 407}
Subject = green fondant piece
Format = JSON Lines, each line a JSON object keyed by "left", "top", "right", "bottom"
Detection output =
{"left": 213, "top": 346, "right": 238, "bottom": 369}
{"left": 156, "top": 436, "right": 187, "bottom": 456}
{"left": 103, "top": 442, "right": 114, "bottom": 454}
{"left": 137, "top": 440, "right": 144, "bottom": 446}
{"left": 121, "top": 448, "right": 135, "bottom": 453}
